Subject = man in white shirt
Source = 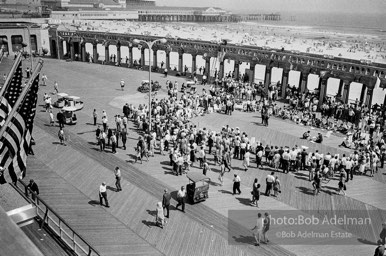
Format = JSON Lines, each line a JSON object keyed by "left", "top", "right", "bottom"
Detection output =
{"left": 176, "top": 186, "right": 186, "bottom": 212}
{"left": 265, "top": 172, "right": 275, "bottom": 196}
{"left": 99, "top": 182, "right": 109, "bottom": 207}
{"left": 233, "top": 174, "right": 241, "bottom": 195}
{"left": 289, "top": 148, "right": 297, "bottom": 171}
{"left": 340, "top": 154, "right": 347, "bottom": 170}
{"left": 251, "top": 212, "right": 264, "bottom": 246}
{"left": 344, "top": 157, "right": 353, "bottom": 183}
{"left": 323, "top": 152, "right": 332, "bottom": 167}
{"left": 282, "top": 150, "right": 290, "bottom": 173}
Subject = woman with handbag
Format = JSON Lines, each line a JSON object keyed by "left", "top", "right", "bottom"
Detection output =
{"left": 273, "top": 176, "right": 281, "bottom": 197}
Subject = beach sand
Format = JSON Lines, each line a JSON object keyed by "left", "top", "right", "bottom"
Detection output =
{"left": 61, "top": 20, "right": 386, "bottom": 64}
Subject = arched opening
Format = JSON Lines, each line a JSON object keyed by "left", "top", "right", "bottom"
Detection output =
{"left": 120, "top": 46, "right": 129, "bottom": 65}
{"left": 85, "top": 43, "right": 92, "bottom": 56}
{"left": 254, "top": 64, "right": 266, "bottom": 84}
{"left": 288, "top": 70, "right": 301, "bottom": 88}
{"left": 196, "top": 55, "right": 205, "bottom": 75}
{"left": 224, "top": 59, "right": 235, "bottom": 78}
{"left": 143, "top": 48, "right": 150, "bottom": 66}
{"left": 97, "top": 44, "right": 105, "bottom": 61}
{"left": 270, "top": 67, "right": 283, "bottom": 84}
{"left": 108, "top": 44, "right": 117, "bottom": 63}
{"left": 239, "top": 62, "right": 250, "bottom": 77}
{"left": 183, "top": 53, "right": 192, "bottom": 73}
{"left": 307, "top": 74, "right": 320, "bottom": 92}
{"left": 348, "top": 82, "right": 363, "bottom": 103}
{"left": 132, "top": 47, "right": 141, "bottom": 65}
{"left": 326, "top": 77, "right": 340, "bottom": 97}
{"left": 372, "top": 85, "right": 386, "bottom": 105}
{"left": 156, "top": 50, "right": 166, "bottom": 69}
{"left": 169, "top": 51, "right": 178, "bottom": 71}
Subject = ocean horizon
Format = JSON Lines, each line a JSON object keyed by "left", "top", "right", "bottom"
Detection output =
{"left": 248, "top": 11, "right": 386, "bottom": 38}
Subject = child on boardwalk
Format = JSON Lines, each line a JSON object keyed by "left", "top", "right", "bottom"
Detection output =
{"left": 58, "top": 128, "right": 66, "bottom": 146}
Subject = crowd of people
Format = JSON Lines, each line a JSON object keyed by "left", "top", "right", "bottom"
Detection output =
{"left": 84, "top": 77, "right": 384, "bottom": 201}
{"left": 279, "top": 84, "right": 386, "bottom": 149}
{"left": 39, "top": 62, "right": 385, "bottom": 254}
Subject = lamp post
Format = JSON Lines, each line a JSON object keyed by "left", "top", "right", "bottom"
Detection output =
{"left": 132, "top": 38, "right": 167, "bottom": 133}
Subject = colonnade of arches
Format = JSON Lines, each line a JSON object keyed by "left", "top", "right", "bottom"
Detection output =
{"left": 58, "top": 40, "right": 384, "bottom": 106}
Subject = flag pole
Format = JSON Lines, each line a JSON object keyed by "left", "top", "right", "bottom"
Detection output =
{"left": 0, "top": 58, "right": 43, "bottom": 140}
{"left": 0, "top": 46, "right": 4, "bottom": 63}
{"left": 0, "top": 53, "right": 22, "bottom": 98}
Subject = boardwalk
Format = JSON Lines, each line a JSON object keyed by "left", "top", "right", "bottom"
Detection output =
{"left": 26, "top": 155, "right": 163, "bottom": 256}
{"left": 30, "top": 102, "right": 380, "bottom": 256}
{"left": 30, "top": 118, "right": 293, "bottom": 256}
{"left": 1, "top": 57, "right": 385, "bottom": 256}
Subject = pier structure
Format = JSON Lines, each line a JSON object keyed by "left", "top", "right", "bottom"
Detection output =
{"left": 137, "top": 7, "right": 238, "bottom": 22}
{"left": 49, "top": 29, "right": 386, "bottom": 107}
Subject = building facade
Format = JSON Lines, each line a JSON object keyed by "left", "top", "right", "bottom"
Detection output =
{"left": 0, "top": 22, "right": 50, "bottom": 56}
{"left": 48, "top": 29, "right": 386, "bottom": 107}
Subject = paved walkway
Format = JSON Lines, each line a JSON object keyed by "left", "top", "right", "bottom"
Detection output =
{"left": 26, "top": 155, "right": 163, "bottom": 256}
{"left": 31, "top": 120, "right": 293, "bottom": 256}
{"left": 1, "top": 58, "right": 384, "bottom": 256}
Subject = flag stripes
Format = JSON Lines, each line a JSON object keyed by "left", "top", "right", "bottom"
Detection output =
{"left": 0, "top": 73, "right": 40, "bottom": 183}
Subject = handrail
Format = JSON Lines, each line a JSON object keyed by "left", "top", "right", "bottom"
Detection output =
{"left": 11, "top": 179, "right": 101, "bottom": 256}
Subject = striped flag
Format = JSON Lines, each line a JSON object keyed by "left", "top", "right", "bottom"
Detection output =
{"left": 0, "top": 59, "right": 23, "bottom": 126}
{"left": 0, "top": 74, "right": 40, "bottom": 183}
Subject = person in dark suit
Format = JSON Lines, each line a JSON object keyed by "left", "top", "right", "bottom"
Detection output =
{"left": 162, "top": 189, "right": 171, "bottom": 218}
{"left": 27, "top": 179, "right": 39, "bottom": 201}
{"left": 57, "top": 111, "right": 65, "bottom": 128}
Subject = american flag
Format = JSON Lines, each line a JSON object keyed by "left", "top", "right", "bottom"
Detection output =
{"left": 0, "top": 59, "right": 23, "bottom": 126}
{"left": 0, "top": 73, "right": 40, "bottom": 184}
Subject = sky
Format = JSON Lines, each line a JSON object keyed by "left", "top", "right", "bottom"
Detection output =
{"left": 155, "top": 0, "right": 386, "bottom": 14}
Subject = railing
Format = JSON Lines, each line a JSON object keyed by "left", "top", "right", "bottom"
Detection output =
{"left": 11, "top": 180, "right": 101, "bottom": 256}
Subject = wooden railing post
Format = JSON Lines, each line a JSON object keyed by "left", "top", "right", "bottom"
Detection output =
{"left": 40, "top": 208, "right": 48, "bottom": 228}
{"left": 24, "top": 186, "right": 28, "bottom": 197}
{"left": 10, "top": 179, "right": 101, "bottom": 256}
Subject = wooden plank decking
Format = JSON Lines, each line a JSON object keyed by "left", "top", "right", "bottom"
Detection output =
{"left": 26, "top": 156, "right": 163, "bottom": 256}
{"left": 29, "top": 118, "right": 294, "bottom": 256}
{"left": 1, "top": 58, "right": 384, "bottom": 256}
{"left": 29, "top": 114, "right": 380, "bottom": 256}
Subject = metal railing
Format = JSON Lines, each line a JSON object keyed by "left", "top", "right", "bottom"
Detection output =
{"left": 11, "top": 180, "right": 101, "bottom": 256}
